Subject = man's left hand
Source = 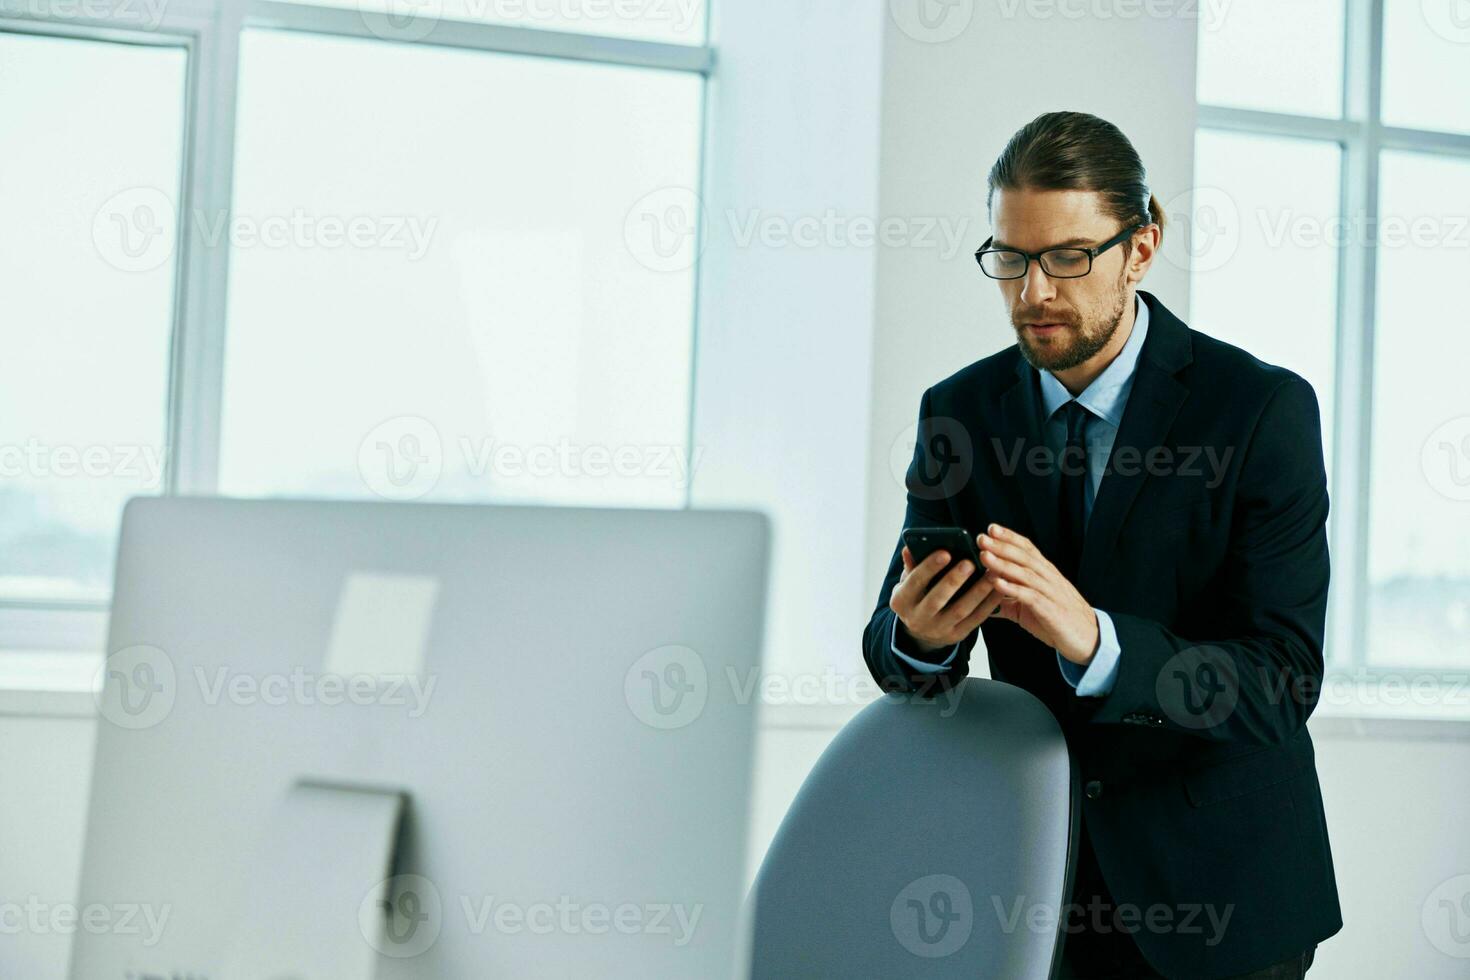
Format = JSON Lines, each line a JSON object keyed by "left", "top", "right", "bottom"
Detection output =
{"left": 976, "top": 523, "right": 1100, "bottom": 666}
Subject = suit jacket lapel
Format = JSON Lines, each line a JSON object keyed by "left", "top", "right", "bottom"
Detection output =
{"left": 1076, "top": 290, "right": 1193, "bottom": 594}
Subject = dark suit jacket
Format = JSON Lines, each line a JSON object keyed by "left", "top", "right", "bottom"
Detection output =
{"left": 861, "top": 289, "right": 1343, "bottom": 979}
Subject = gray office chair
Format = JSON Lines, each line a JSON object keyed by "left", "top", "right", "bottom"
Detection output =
{"left": 747, "top": 677, "right": 1078, "bottom": 979}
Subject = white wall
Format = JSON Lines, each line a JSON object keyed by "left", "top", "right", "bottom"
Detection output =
{"left": 1308, "top": 722, "right": 1470, "bottom": 978}
{"left": 0, "top": 709, "right": 95, "bottom": 979}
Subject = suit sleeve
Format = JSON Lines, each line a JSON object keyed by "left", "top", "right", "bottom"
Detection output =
{"left": 861, "top": 388, "right": 980, "bottom": 696}
{"left": 891, "top": 617, "right": 961, "bottom": 673}
{"left": 1078, "top": 375, "right": 1330, "bottom": 744}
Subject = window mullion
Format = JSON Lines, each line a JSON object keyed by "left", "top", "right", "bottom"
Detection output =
{"left": 1327, "top": 0, "right": 1386, "bottom": 674}
{"left": 168, "top": 5, "right": 244, "bottom": 497}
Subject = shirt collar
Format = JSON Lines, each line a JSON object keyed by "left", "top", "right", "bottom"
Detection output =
{"left": 1038, "top": 292, "right": 1149, "bottom": 429}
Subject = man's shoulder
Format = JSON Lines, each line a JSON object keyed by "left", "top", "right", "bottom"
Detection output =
{"left": 924, "top": 345, "right": 1023, "bottom": 406}
{"left": 1183, "top": 323, "right": 1320, "bottom": 408}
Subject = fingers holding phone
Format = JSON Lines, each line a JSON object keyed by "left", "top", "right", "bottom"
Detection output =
{"left": 891, "top": 528, "right": 1002, "bottom": 653}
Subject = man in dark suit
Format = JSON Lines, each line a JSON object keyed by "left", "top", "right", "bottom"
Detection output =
{"left": 861, "top": 111, "right": 1341, "bottom": 979}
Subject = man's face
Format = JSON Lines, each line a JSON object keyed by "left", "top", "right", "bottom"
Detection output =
{"left": 989, "top": 188, "right": 1135, "bottom": 373}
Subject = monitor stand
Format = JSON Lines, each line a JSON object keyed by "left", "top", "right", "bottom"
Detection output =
{"left": 223, "top": 780, "right": 407, "bottom": 979}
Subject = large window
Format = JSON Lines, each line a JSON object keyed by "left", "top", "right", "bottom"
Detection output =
{"left": 1190, "top": 1, "right": 1470, "bottom": 679}
{"left": 219, "top": 28, "right": 702, "bottom": 506}
{"left": 1186, "top": 129, "right": 1341, "bottom": 483}
{"left": 0, "top": 4, "right": 712, "bottom": 652}
{"left": 1367, "top": 150, "right": 1470, "bottom": 671}
{"left": 1195, "top": 0, "right": 1345, "bottom": 118}
{"left": 0, "top": 31, "right": 187, "bottom": 604}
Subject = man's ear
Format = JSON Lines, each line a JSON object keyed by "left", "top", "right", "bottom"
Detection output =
{"left": 1126, "top": 224, "right": 1160, "bottom": 286}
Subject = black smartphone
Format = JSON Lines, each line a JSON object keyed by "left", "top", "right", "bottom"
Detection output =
{"left": 901, "top": 526, "right": 983, "bottom": 604}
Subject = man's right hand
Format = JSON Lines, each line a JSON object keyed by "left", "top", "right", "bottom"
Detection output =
{"left": 889, "top": 536, "right": 1002, "bottom": 653}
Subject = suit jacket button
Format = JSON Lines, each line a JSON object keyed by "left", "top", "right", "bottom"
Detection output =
{"left": 1084, "top": 780, "right": 1103, "bottom": 800}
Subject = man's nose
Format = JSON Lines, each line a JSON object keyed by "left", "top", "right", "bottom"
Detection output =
{"left": 1020, "top": 259, "right": 1056, "bottom": 307}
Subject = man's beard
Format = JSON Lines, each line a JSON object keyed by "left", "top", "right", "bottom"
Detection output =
{"left": 1014, "top": 280, "right": 1129, "bottom": 373}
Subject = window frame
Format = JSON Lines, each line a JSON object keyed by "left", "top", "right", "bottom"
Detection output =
{"left": 1195, "top": 0, "right": 1470, "bottom": 685}
{"left": 0, "top": 0, "right": 715, "bottom": 655}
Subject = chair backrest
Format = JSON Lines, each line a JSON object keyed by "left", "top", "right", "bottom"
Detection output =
{"left": 746, "top": 677, "right": 1077, "bottom": 979}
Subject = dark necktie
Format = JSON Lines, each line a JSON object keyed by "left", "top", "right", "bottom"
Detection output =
{"left": 1057, "top": 399, "right": 1091, "bottom": 581}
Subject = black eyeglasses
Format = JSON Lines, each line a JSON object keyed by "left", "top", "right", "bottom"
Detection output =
{"left": 974, "top": 222, "right": 1146, "bottom": 280}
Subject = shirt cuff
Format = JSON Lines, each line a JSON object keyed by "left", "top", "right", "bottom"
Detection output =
{"left": 891, "top": 617, "right": 959, "bottom": 674}
{"left": 1057, "top": 608, "right": 1120, "bottom": 697}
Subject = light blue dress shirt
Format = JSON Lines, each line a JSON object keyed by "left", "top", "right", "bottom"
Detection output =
{"left": 890, "top": 294, "right": 1151, "bottom": 697}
